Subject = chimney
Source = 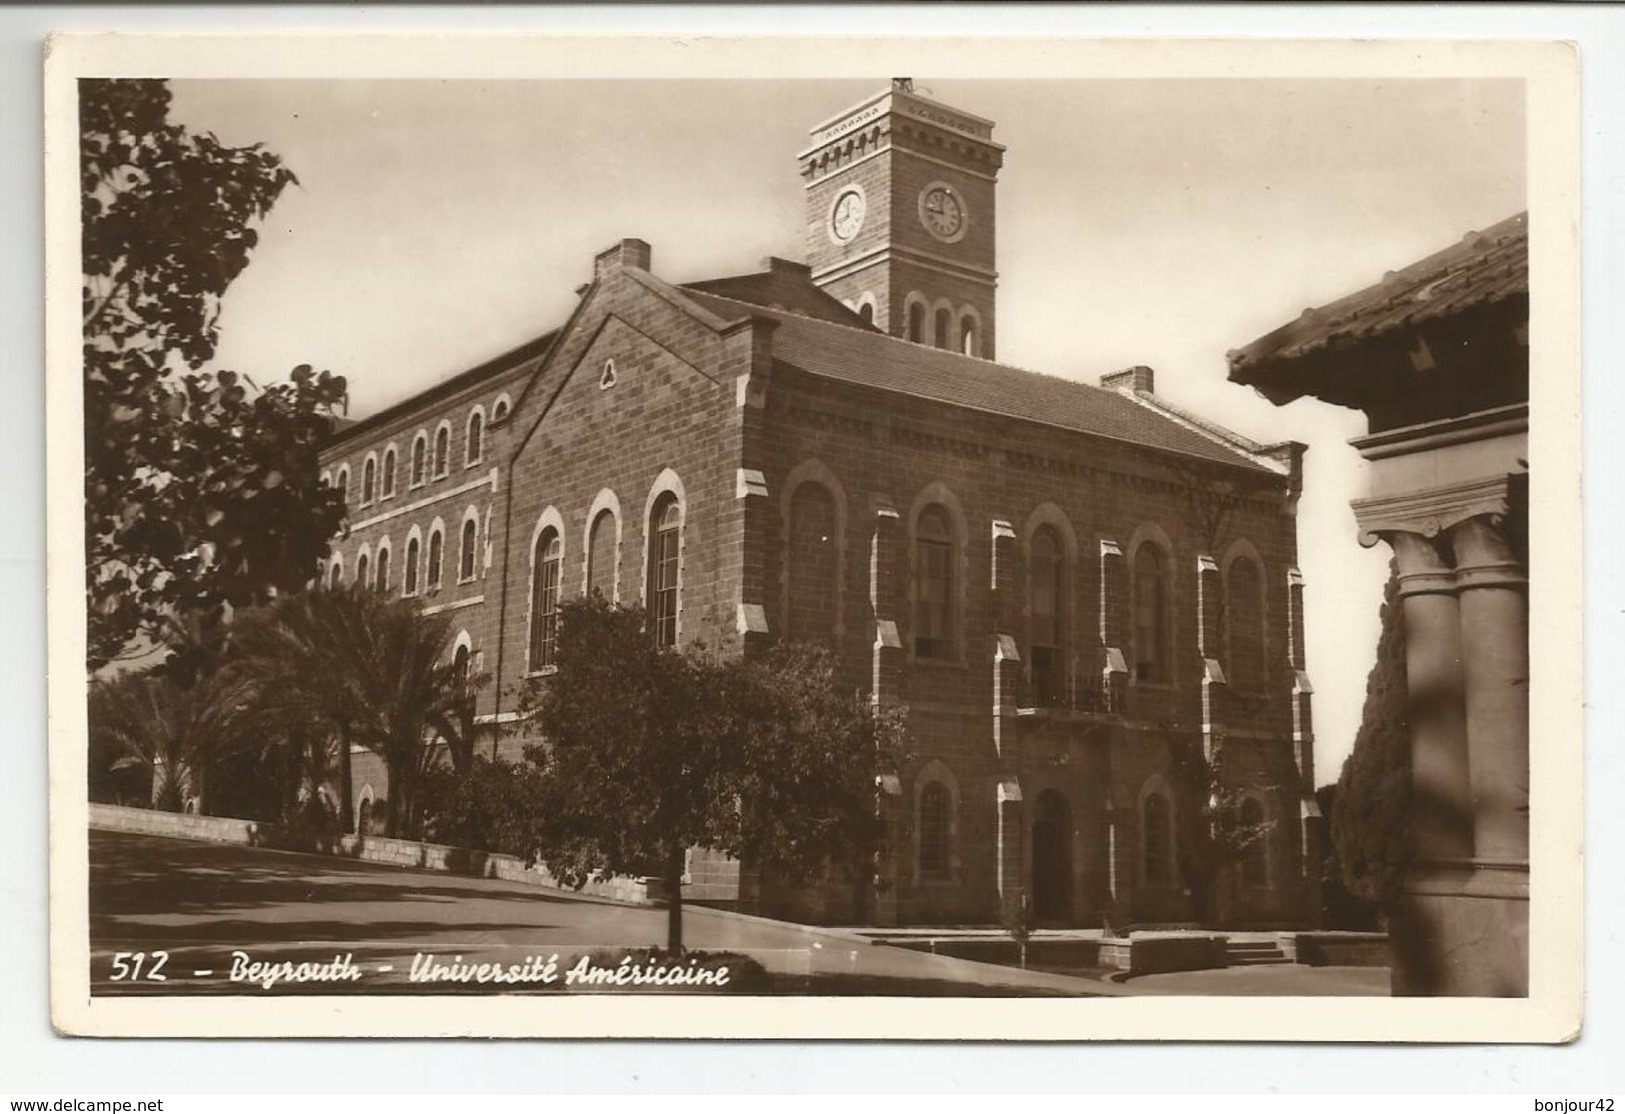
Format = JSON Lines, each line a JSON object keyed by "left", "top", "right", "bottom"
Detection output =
{"left": 761, "top": 256, "right": 811, "bottom": 278}
{"left": 1100, "top": 365, "right": 1155, "bottom": 394}
{"left": 594, "top": 238, "right": 652, "bottom": 280}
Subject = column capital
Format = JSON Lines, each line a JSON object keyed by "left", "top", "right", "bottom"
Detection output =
{"left": 1353, "top": 474, "right": 1515, "bottom": 550}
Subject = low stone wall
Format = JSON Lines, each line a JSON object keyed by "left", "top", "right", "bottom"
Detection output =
{"left": 1280, "top": 931, "right": 1390, "bottom": 968}
{"left": 1101, "top": 932, "right": 1230, "bottom": 976}
{"left": 89, "top": 802, "right": 652, "bottom": 905}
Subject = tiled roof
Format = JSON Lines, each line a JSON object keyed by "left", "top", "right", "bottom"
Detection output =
{"left": 1228, "top": 211, "right": 1527, "bottom": 394}
{"left": 324, "top": 329, "right": 557, "bottom": 450}
{"left": 682, "top": 263, "right": 877, "bottom": 330}
{"left": 682, "top": 288, "right": 1273, "bottom": 473}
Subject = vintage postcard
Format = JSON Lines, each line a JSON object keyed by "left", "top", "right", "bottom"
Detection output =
{"left": 45, "top": 33, "right": 1582, "bottom": 1040}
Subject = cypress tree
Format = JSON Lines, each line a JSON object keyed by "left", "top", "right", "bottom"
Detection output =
{"left": 1331, "top": 561, "right": 1411, "bottom": 911}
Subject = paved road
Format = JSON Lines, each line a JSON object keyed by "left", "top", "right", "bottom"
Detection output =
{"left": 88, "top": 830, "right": 1113, "bottom": 997}
{"left": 1122, "top": 965, "right": 1390, "bottom": 996}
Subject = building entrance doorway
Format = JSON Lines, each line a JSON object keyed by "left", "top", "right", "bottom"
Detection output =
{"left": 1031, "top": 789, "right": 1072, "bottom": 922}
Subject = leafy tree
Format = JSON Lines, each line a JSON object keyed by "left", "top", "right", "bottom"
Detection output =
{"left": 522, "top": 597, "right": 903, "bottom": 950}
{"left": 1332, "top": 562, "right": 1411, "bottom": 911}
{"left": 420, "top": 756, "right": 549, "bottom": 856}
{"left": 81, "top": 78, "right": 347, "bottom": 670}
{"left": 1168, "top": 739, "right": 1276, "bottom": 924}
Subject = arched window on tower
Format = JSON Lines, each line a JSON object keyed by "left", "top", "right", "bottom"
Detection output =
{"left": 960, "top": 315, "right": 978, "bottom": 357}
{"left": 530, "top": 530, "right": 561, "bottom": 671}
{"left": 934, "top": 307, "right": 952, "bottom": 349}
{"left": 915, "top": 505, "right": 955, "bottom": 660}
{"left": 858, "top": 302, "right": 875, "bottom": 327}
{"left": 1133, "top": 544, "right": 1170, "bottom": 684}
{"left": 648, "top": 495, "right": 682, "bottom": 647}
{"left": 907, "top": 301, "right": 925, "bottom": 343}
{"left": 1030, "top": 526, "right": 1065, "bottom": 707}
{"left": 1227, "top": 556, "right": 1266, "bottom": 692}
{"left": 786, "top": 482, "right": 838, "bottom": 642}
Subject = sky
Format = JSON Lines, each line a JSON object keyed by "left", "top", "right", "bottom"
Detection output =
{"left": 167, "top": 77, "right": 1527, "bottom": 785}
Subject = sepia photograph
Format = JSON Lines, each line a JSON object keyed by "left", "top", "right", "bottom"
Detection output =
{"left": 44, "top": 34, "right": 1582, "bottom": 1041}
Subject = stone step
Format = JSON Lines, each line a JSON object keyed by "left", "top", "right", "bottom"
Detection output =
{"left": 1225, "top": 941, "right": 1291, "bottom": 966}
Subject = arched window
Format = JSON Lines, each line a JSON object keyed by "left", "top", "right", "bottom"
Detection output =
{"left": 381, "top": 446, "right": 397, "bottom": 498}
{"left": 492, "top": 395, "right": 511, "bottom": 424}
{"left": 1240, "top": 797, "right": 1269, "bottom": 888}
{"left": 466, "top": 410, "right": 484, "bottom": 467}
{"left": 356, "top": 551, "right": 369, "bottom": 588}
{"left": 335, "top": 466, "right": 350, "bottom": 502}
{"left": 410, "top": 435, "right": 427, "bottom": 487}
{"left": 361, "top": 457, "right": 376, "bottom": 504}
{"left": 1227, "top": 556, "right": 1266, "bottom": 692}
{"left": 404, "top": 536, "right": 420, "bottom": 596}
{"left": 858, "top": 302, "right": 875, "bottom": 326}
{"left": 427, "top": 527, "right": 444, "bottom": 590}
{"left": 1030, "top": 526, "right": 1065, "bottom": 707}
{"left": 433, "top": 425, "right": 450, "bottom": 478}
{"left": 934, "top": 307, "right": 952, "bottom": 349}
{"left": 960, "top": 315, "right": 978, "bottom": 357}
{"left": 648, "top": 495, "right": 682, "bottom": 648}
{"left": 328, "top": 556, "right": 343, "bottom": 590}
{"left": 914, "top": 504, "right": 955, "bottom": 659}
{"left": 918, "top": 781, "right": 951, "bottom": 880}
{"left": 907, "top": 301, "right": 925, "bottom": 343}
{"left": 1133, "top": 544, "right": 1170, "bottom": 684}
{"left": 1142, "top": 790, "right": 1173, "bottom": 884}
{"left": 459, "top": 516, "right": 478, "bottom": 582}
{"left": 587, "top": 509, "right": 617, "bottom": 599}
{"left": 786, "top": 482, "right": 838, "bottom": 642}
{"left": 375, "top": 544, "right": 391, "bottom": 593}
{"left": 530, "top": 530, "right": 562, "bottom": 670}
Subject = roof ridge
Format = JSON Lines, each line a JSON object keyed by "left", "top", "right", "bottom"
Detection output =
{"left": 1116, "top": 389, "right": 1289, "bottom": 475}
{"left": 684, "top": 287, "right": 1143, "bottom": 399}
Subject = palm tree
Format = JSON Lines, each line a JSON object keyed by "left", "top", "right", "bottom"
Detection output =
{"left": 87, "top": 665, "right": 259, "bottom": 814}
{"left": 234, "top": 585, "right": 476, "bottom": 838}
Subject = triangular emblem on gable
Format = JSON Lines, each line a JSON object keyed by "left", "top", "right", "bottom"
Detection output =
{"left": 599, "top": 358, "right": 618, "bottom": 390}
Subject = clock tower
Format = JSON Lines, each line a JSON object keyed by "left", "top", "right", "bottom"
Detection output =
{"left": 802, "top": 79, "right": 1006, "bottom": 358}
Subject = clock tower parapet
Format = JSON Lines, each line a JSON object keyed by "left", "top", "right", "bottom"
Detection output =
{"left": 801, "top": 79, "right": 1005, "bottom": 357}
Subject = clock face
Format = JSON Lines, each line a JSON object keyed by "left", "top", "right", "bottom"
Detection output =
{"left": 919, "top": 184, "right": 966, "bottom": 241}
{"left": 830, "top": 189, "right": 866, "bottom": 242}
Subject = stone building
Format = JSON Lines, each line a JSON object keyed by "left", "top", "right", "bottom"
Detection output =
{"left": 1229, "top": 212, "right": 1529, "bottom": 993}
{"left": 319, "top": 80, "right": 1318, "bottom": 929}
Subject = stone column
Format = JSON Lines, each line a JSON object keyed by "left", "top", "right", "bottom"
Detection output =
{"left": 1389, "top": 529, "right": 1475, "bottom": 863}
{"left": 1450, "top": 514, "right": 1529, "bottom": 863}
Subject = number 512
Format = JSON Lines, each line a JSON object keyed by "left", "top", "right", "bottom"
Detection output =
{"left": 109, "top": 950, "right": 169, "bottom": 981}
